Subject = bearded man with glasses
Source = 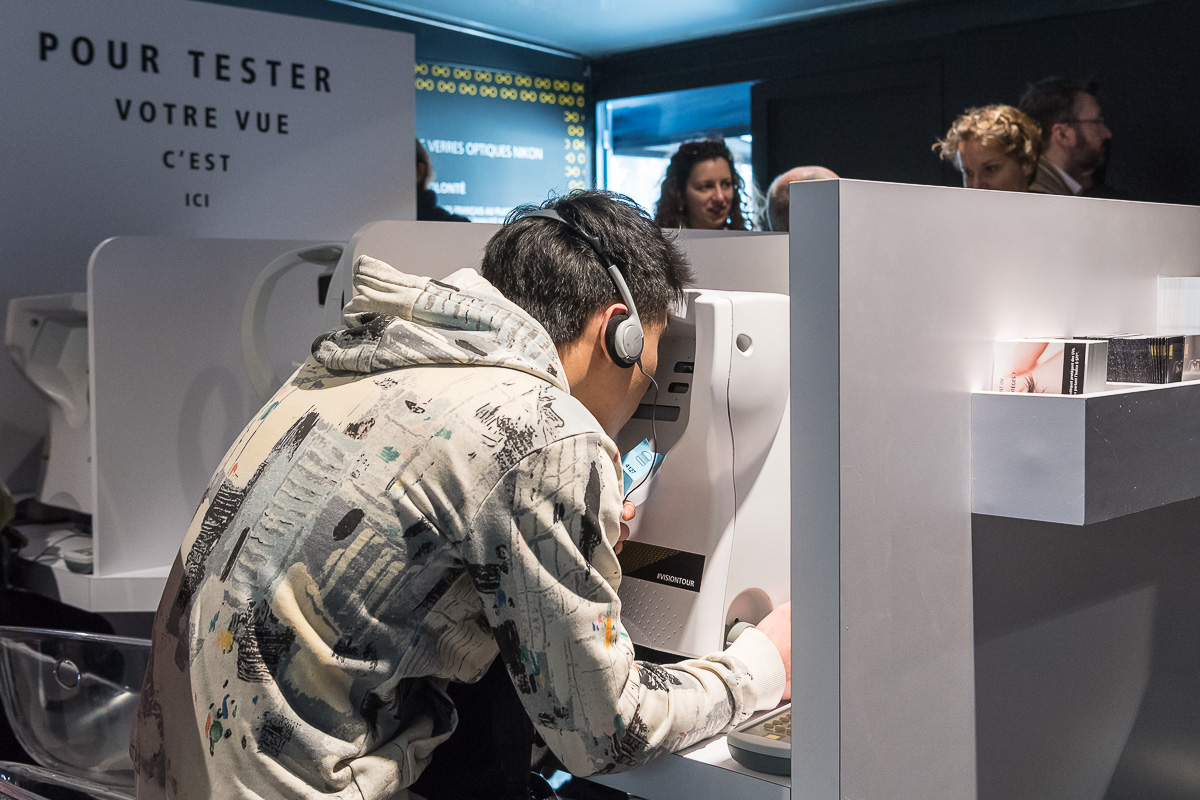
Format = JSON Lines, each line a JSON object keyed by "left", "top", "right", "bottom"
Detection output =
{"left": 1019, "top": 76, "right": 1115, "bottom": 196}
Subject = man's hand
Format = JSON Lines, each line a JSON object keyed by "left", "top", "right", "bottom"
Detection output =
{"left": 755, "top": 602, "right": 791, "bottom": 701}
{"left": 617, "top": 501, "right": 635, "bottom": 554}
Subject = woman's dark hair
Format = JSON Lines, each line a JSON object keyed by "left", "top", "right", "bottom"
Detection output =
{"left": 653, "top": 140, "right": 749, "bottom": 230}
{"left": 481, "top": 190, "right": 694, "bottom": 345}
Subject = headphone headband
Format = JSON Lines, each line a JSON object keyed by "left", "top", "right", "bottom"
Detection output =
{"left": 527, "top": 208, "right": 645, "bottom": 368}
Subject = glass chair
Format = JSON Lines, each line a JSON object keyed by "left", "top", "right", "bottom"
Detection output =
{"left": 0, "top": 627, "right": 150, "bottom": 800}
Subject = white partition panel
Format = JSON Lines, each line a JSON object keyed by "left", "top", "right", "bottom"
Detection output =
{"left": 789, "top": 179, "right": 1200, "bottom": 800}
{"left": 88, "top": 237, "right": 332, "bottom": 608}
{"left": 789, "top": 180, "right": 842, "bottom": 800}
{"left": 670, "top": 230, "right": 788, "bottom": 294}
{"left": 340, "top": 223, "right": 786, "bottom": 309}
{"left": 86, "top": 228, "right": 493, "bottom": 613}
{"left": 343, "top": 221, "right": 502, "bottom": 308}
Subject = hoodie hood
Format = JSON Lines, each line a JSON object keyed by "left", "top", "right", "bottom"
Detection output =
{"left": 311, "top": 255, "right": 567, "bottom": 391}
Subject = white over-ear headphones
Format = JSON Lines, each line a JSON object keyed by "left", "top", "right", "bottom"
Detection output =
{"left": 527, "top": 208, "right": 644, "bottom": 369}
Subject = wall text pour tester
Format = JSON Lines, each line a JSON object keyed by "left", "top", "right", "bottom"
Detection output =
{"left": 37, "top": 30, "right": 336, "bottom": 204}
{"left": 39, "top": 32, "right": 334, "bottom": 138}
{"left": 38, "top": 33, "right": 333, "bottom": 92}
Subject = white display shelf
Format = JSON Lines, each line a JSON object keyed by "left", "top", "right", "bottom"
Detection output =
{"left": 15, "top": 524, "right": 169, "bottom": 613}
{"left": 46, "top": 561, "right": 169, "bottom": 614}
{"left": 587, "top": 734, "right": 789, "bottom": 800}
{"left": 971, "top": 381, "right": 1200, "bottom": 525}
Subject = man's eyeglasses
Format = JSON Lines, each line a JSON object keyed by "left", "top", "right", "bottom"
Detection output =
{"left": 1061, "top": 117, "right": 1107, "bottom": 126}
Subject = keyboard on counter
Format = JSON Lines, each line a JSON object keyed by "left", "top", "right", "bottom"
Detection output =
{"left": 727, "top": 703, "right": 791, "bottom": 776}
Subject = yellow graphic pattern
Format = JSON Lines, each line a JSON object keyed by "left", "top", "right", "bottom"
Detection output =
{"left": 415, "top": 61, "right": 589, "bottom": 191}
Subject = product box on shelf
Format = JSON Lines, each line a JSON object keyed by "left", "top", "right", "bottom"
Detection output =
{"left": 1106, "top": 335, "right": 1186, "bottom": 383}
{"left": 991, "top": 338, "right": 1108, "bottom": 395}
{"left": 1185, "top": 335, "right": 1200, "bottom": 382}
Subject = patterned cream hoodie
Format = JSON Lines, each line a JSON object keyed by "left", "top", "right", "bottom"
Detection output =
{"left": 132, "top": 255, "right": 785, "bottom": 800}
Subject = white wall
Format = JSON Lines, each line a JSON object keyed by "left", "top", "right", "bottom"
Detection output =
{"left": 789, "top": 179, "right": 1200, "bottom": 799}
{"left": 0, "top": 0, "right": 415, "bottom": 489}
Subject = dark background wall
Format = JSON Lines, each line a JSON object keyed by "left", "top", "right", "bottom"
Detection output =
{"left": 203, "top": 0, "right": 586, "bottom": 77}
{"left": 593, "top": 0, "right": 1200, "bottom": 205}
{"left": 203, "top": 0, "right": 591, "bottom": 218}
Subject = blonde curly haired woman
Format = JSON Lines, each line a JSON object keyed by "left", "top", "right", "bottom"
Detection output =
{"left": 934, "top": 105, "right": 1043, "bottom": 192}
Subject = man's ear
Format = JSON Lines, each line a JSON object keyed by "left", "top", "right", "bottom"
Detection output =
{"left": 1051, "top": 122, "right": 1076, "bottom": 149}
{"left": 596, "top": 303, "right": 629, "bottom": 364}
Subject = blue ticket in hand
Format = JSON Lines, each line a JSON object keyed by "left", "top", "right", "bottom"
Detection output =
{"left": 621, "top": 438, "right": 662, "bottom": 495}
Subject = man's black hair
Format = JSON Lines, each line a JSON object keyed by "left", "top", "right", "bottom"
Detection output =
{"left": 481, "top": 190, "right": 694, "bottom": 345}
{"left": 1019, "top": 76, "right": 1099, "bottom": 146}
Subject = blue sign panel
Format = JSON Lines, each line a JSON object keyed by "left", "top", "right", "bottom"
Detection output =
{"left": 415, "top": 61, "right": 591, "bottom": 223}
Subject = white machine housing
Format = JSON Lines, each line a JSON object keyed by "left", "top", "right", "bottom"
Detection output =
{"left": 615, "top": 288, "right": 790, "bottom": 658}
{"left": 5, "top": 293, "right": 91, "bottom": 513}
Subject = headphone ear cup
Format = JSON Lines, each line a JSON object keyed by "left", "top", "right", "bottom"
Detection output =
{"left": 605, "top": 313, "right": 640, "bottom": 369}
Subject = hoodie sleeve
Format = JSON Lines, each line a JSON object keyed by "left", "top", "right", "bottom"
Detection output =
{"left": 463, "top": 432, "right": 785, "bottom": 776}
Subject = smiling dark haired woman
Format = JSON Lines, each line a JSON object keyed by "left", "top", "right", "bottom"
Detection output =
{"left": 654, "top": 139, "right": 749, "bottom": 230}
